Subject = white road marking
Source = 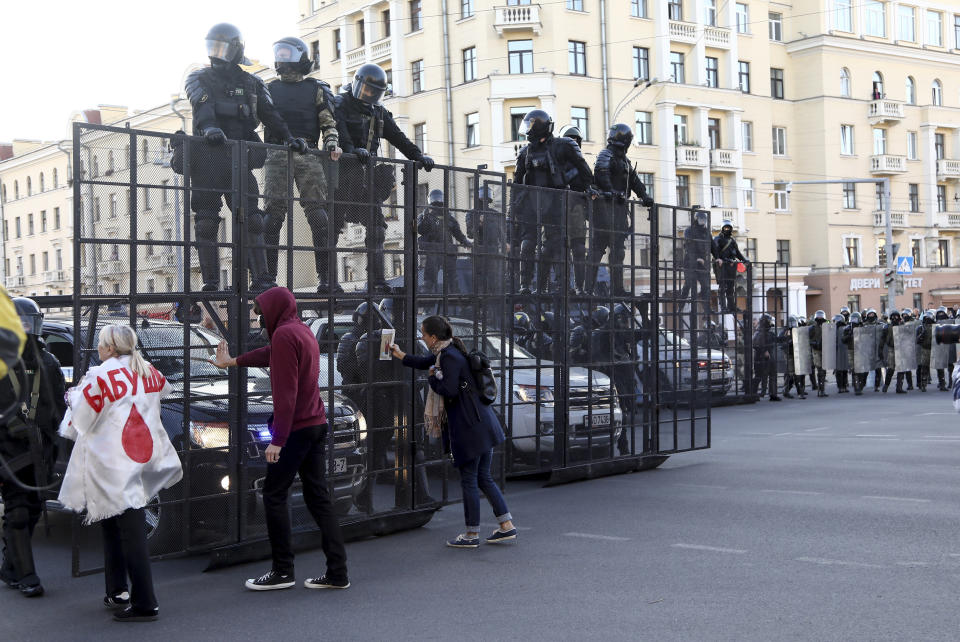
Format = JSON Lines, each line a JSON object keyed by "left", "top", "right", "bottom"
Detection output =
{"left": 861, "top": 495, "right": 931, "bottom": 503}
{"left": 804, "top": 426, "right": 831, "bottom": 432}
{"left": 922, "top": 435, "right": 960, "bottom": 439}
{"left": 896, "top": 561, "right": 929, "bottom": 567}
{"left": 921, "top": 412, "right": 954, "bottom": 416}
{"left": 761, "top": 489, "right": 823, "bottom": 496}
{"left": 856, "top": 434, "right": 898, "bottom": 438}
{"left": 563, "top": 532, "right": 631, "bottom": 542}
{"left": 672, "top": 543, "right": 748, "bottom": 554}
{"left": 674, "top": 483, "right": 728, "bottom": 490}
{"left": 773, "top": 432, "right": 793, "bottom": 437}
{"left": 794, "top": 557, "right": 884, "bottom": 569}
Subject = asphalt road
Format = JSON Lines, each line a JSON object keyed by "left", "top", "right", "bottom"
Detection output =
{"left": 4, "top": 385, "right": 960, "bottom": 641}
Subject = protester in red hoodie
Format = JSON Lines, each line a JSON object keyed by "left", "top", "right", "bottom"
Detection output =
{"left": 212, "top": 287, "right": 349, "bottom": 591}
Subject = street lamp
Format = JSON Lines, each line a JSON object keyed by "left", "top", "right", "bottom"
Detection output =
{"left": 612, "top": 78, "right": 660, "bottom": 123}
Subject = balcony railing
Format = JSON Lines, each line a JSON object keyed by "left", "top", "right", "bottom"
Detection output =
{"left": 867, "top": 99, "right": 904, "bottom": 124}
{"left": 870, "top": 154, "right": 907, "bottom": 174}
{"left": 709, "top": 148, "right": 740, "bottom": 170}
{"left": 948, "top": 213, "right": 960, "bottom": 227}
{"left": 42, "top": 270, "right": 66, "bottom": 283}
{"left": 937, "top": 159, "right": 960, "bottom": 180}
{"left": 675, "top": 145, "right": 708, "bottom": 168}
{"left": 494, "top": 4, "right": 542, "bottom": 35}
{"left": 669, "top": 20, "right": 697, "bottom": 43}
{"left": 873, "top": 210, "right": 907, "bottom": 227}
{"left": 5, "top": 276, "right": 24, "bottom": 288}
{"left": 703, "top": 26, "right": 730, "bottom": 48}
{"left": 345, "top": 46, "right": 366, "bottom": 69}
{"left": 370, "top": 37, "right": 392, "bottom": 62}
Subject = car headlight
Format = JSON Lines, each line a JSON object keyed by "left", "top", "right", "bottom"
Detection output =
{"left": 190, "top": 421, "right": 230, "bottom": 448}
{"left": 513, "top": 384, "right": 554, "bottom": 403}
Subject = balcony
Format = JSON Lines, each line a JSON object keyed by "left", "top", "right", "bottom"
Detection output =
{"left": 870, "top": 154, "right": 907, "bottom": 174}
{"left": 675, "top": 145, "right": 708, "bottom": 169}
{"left": 5, "top": 276, "right": 24, "bottom": 288}
{"left": 494, "top": 4, "right": 542, "bottom": 35}
{"left": 42, "top": 270, "right": 66, "bottom": 283}
{"left": 370, "top": 37, "right": 391, "bottom": 62}
{"left": 345, "top": 46, "right": 366, "bottom": 70}
{"left": 937, "top": 159, "right": 960, "bottom": 181}
{"left": 669, "top": 20, "right": 697, "bottom": 44}
{"left": 873, "top": 210, "right": 907, "bottom": 228}
{"left": 709, "top": 148, "right": 740, "bottom": 171}
{"left": 102, "top": 260, "right": 126, "bottom": 275}
{"left": 703, "top": 26, "right": 731, "bottom": 49}
{"left": 145, "top": 253, "right": 177, "bottom": 270}
{"left": 867, "top": 99, "right": 904, "bottom": 125}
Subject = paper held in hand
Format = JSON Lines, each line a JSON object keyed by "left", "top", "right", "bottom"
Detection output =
{"left": 379, "top": 329, "right": 395, "bottom": 360}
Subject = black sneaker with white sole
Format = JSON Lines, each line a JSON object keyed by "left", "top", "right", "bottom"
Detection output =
{"left": 104, "top": 591, "right": 131, "bottom": 609}
{"left": 113, "top": 606, "right": 159, "bottom": 622}
{"left": 244, "top": 570, "right": 295, "bottom": 591}
{"left": 446, "top": 534, "right": 480, "bottom": 548}
{"left": 486, "top": 528, "right": 518, "bottom": 544}
{"left": 304, "top": 575, "right": 350, "bottom": 589}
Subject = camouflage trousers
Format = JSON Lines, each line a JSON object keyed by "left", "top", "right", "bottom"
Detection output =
{"left": 263, "top": 149, "right": 329, "bottom": 211}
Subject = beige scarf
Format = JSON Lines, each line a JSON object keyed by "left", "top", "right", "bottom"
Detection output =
{"left": 424, "top": 339, "right": 452, "bottom": 438}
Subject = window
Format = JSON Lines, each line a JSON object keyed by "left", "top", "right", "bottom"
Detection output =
{"left": 773, "top": 182, "right": 789, "bottom": 210}
{"left": 840, "top": 67, "right": 851, "bottom": 97}
{"left": 29, "top": 255, "right": 35, "bottom": 275}
{"left": 670, "top": 52, "right": 685, "bottom": 84}
{"left": 840, "top": 125, "right": 854, "bottom": 155}
{"left": 164, "top": 228, "right": 173, "bottom": 253}
{"left": 743, "top": 178, "right": 755, "bottom": 208}
{"left": 310, "top": 40, "right": 319, "bottom": 68}
{"left": 937, "top": 185, "right": 947, "bottom": 212}
{"left": 110, "top": 193, "right": 117, "bottom": 218}
{"left": 674, "top": 115, "right": 688, "bottom": 145}
{"left": 52, "top": 168, "right": 58, "bottom": 189}
{"left": 13, "top": 181, "right": 17, "bottom": 200}
{"left": 26, "top": 176, "right": 32, "bottom": 196}
{"left": 461, "top": 0, "right": 474, "bottom": 19}
{"left": 834, "top": 0, "right": 852, "bottom": 31}
{"left": 411, "top": 59, "right": 423, "bottom": 93}
{"left": 463, "top": 47, "right": 478, "bottom": 82}
{"left": 357, "top": 19, "right": 365, "bottom": 47}
{"left": 568, "top": 41, "right": 586, "bottom": 76}
{"left": 94, "top": 197, "right": 100, "bottom": 221}
{"left": 745, "top": 238, "right": 757, "bottom": 261}
{"left": 704, "top": 0, "right": 717, "bottom": 26}
{"left": 844, "top": 237, "right": 861, "bottom": 267}
{"left": 864, "top": 1, "right": 886, "bottom": 37}
{"left": 413, "top": 123, "right": 427, "bottom": 152}
{"left": 566, "top": 0, "right": 583, "bottom": 10}
{"left": 905, "top": 76, "right": 916, "bottom": 105}
{"left": 54, "top": 207, "right": 60, "bottom": 230}
{"left": 935, "top": 133, "right": 945, "bottom": 160}
{"left": 141, "top": 140, "right": 149, "bottom": 165}
{"left": 632, "top": 47, "right": 649, "bottom": 80}
{"left": 741, "top": 121, "right": 753, "bottom": 151}
{"left": 40, "top": 210, "right": 46, "bottom": 233}
{"left": 333, "top": 29, "right": 341, "bottom": 59}
{"left": 710, "top": 177, "right": 723, "bottom": 207}
{"left": 465, "top": 112, "right": 479, "bottom": 147}
{"left": 166, "top": 277, "right": 173, "bottom": 292}
{"left": 776, "top": 239, "right": 791, "bottom": 265}
{"left": 909, "top": 184, "right": 920, "bottom": 212}
{"left": 873, "top": 128, "right": 887, "bottom": 155}
{"left": 872, "top": 71, "right": 884, "bottom": 99}
{"left": 410, "top": 0, "right": 422, "bottom": 31}
{"left": 508, "top": 40, "right": 533, "bottom": 74}
{"left": 772, "top": 127, "right": 787, "bottom": 155}
{"left": 160, "top": 179, "right": 169, "bottom": 205}
{"left": 676, "top": 175, "right": 690, "bottom": 208}
{"left": 0, "top": 184, "right": 4, "bottom": 203}
{"left": 27, "top": 213, "right": 33, "bottom": 236}
{"left": 14, "top": 217, "right": 20, "bottom": 238}
{"left": 15, "top": 257, "right": 22, "bottom": 275}
{"left": 735, "top": 3, "right": 749, "bottom": 33}
{"left": 510, "top": 107, "right": 531, "bottom": 141}
{"left": 769, "top": 12, "right": 782, "bottom": 41}
{"left": 928, "top": 11, "right": 943, "bottom": 47}
{"left": 907, "top": 131, "right": 918, "bottom": 160}
{"left": 911, "top": 238, "right": 922, "bottom": 266}
{"left": 705, "top": 57, "right": 718, "bottom": 88}
{"left": 667, "top": 0, "right": 682, "bottom": 21}
{"left": 142, "top": 187, "right": 151, "bottom": 210}
{"left": 635, "top": 111, "right": 653, "bottom": 144}
{"left": 39, "top": 173, "right": 44, "bottom": 192}
{"left": 955, "top": 14, "right": 960, "bottom": 48}
{"left": 938, "top": 239, "right": 950, "bottom": 266}
{"left": 147, "top": 279, "right": 155, "bottom": 294}
{"left": 707, "top": 118, "right": 721, "bottom": 149}
{"left": 145, "top": 232, "right": 154, "bottom": 256}
{"left": 631, "top": 0, "right": 647, "bottom": 19}
{"left": 56, "top": 249, "right": 62, "bottom": 270}
{"left": 932, "top": 80, "right": 943, "bottom": 106}
{"left": 842, "top": 182, "right": 857, "bottom": 209}
{"left": 738, "top": 61, "right": 750, "bottom": 93}
{"left": 876, "top": 183, "right": 888, "bottom": 210}
{"left": 570, "top": 107, "right": 588, "bottom": 139}
{"left": 898, "top": 5, "right": 915, "bottom": 41}
{"left": 770, "top": 68, "right": 784, "bottom": 99}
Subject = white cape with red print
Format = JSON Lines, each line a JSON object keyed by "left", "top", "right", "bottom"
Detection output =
{"left": 58, "top": 355, "right": 183, "bottom": 524}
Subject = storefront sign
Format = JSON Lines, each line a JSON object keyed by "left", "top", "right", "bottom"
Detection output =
{"left": 850, "top": 277, "right": 923, "bottom": 290}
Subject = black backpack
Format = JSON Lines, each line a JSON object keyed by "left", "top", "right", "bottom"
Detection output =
{"left": 466, "top": 349, "right": 497, "bottom": 405}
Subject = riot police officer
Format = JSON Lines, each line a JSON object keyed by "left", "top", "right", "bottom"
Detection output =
{"left": 183, "top": 23, "right": 303, "bottom": 292}
{"left": 779, "top": 315, "right": 802, "bottom": 398}
{"left": 512, "top": 110, "right": 594, "bottom": 295}
{"left": 832, "top": 313, "right": 849, "bottom": 393}
{"left": 558, "top": 124, "right": 591, "bottom": 295}
{"left": 935, "top": 306, "right": 951, "bottom": 390}
{"left": 842, "top": 312, "right": 865, "bottom": 395}
{"left": 262, "top": 36, "right": 343, "bottom": 291}
{"left": 334, "top": 63, "right": 434, "bottom": 294}
{"left": 527, "top": 312, "right": 557, "bottom": 362}
{"left": 901, "top": 308, "right": 916, "bottom": 390}
{"left": 839, "top": 306, "right": 851, "bottom": 324}
{"left": 513, "top": 311, "right": 534, "bottom": 349}
{"left": 588, "top": 124, "right": 654, "bottom": 297}
{"left": 752, "top": 313, "right": 781, "bottom": 401}
{"left": 809, "top": 310, "right": 829, "bottom": 397}
{"left": 917, "top": 310, "right": 934, "bottom": 392}
{"left": 417, "top": 189, "right": 471, "bottom": 293}
{"left": 0, "top": 298, "right": 66, "bottom": 597}
{"left": 863, "top": 308, "right": 882, "bottom": 391}
{"left": 589, "top": 304, "right": 640, "bottom": 454}
{"left": 880, "top": 309, "right": 905, "bottom": 393}
{"left": 466, "top": 185, "right": 507, "bottom": 323}
{"left": 678, "top": 210, "right": 712, "bottom": 313}
{"left": 711, "top": 222, "right": 748, "bottom": 313}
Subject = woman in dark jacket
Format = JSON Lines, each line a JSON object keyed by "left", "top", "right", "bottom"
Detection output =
{"left": 390, "top": 315, "right": 516, "bottom": 548}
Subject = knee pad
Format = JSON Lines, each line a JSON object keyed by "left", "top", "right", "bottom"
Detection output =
{"left": 194, "top": 216, "right": 221, "bottom": 242}
{"left": 305, "top": 207, "right": 329, "bottom": 232}
{"left": 366, "top": 223, "right": 385, "bottom": 246}
{"left": 264, "top": 210, "right": 286, "bottom": 238}
{"left": 246, "top": 210, "right": 265, "bottom": 235}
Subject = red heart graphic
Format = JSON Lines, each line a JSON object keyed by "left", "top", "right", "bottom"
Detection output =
{"left": 122, "top": 404, "right": 153, "bottom": 464}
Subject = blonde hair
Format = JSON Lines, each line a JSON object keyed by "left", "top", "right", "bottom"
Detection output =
{"left": 98, "top": 324, "right": 151, "bottom": 378}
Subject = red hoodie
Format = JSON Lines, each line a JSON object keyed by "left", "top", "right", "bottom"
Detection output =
{"left": 236, "top": 288, "right": 327, "bottom": 447}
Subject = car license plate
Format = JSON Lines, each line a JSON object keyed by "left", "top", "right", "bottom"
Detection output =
{"left": 333, "top": 457, "right": 347, "bottom": 474}
{"left": 590, "top": 413, "right": 612, "bottom": 427}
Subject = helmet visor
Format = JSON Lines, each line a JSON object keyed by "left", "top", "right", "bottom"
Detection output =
{"left": 353, "top": 80, "right": 385, "bottom": 104}
{"left": 273, "top": 42, "right": 299, "bottom": 63}
{"left": 206, "top": 39, "right": 239, "bottom": 63}
{"left": 19, "top": 312, "right": 41, "bottom": 336}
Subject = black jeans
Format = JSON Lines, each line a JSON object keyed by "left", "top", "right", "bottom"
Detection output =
{"left": 101, "top": 508, "right": 157, "bottom": 611}
{"left": 263, "top": 424, "right": 347, "bottom": 580}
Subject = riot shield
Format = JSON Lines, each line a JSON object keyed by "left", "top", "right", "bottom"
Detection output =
{"left": 893, "top": 322, "right": 918, "bottom": 372}
{"left": 931, "top": 322, "right": 954, "bottom": 370}
{"left": 835, "top": 326, "right": 850, "bottom": 371}
{"left": 792, "top": 327, "right": 812, "bottom": 374}
{"left": 821, "top": 323, "right": 837, "bottom": 371}
{"left": 853, "top": 326, "right": 879, "bottom": 373}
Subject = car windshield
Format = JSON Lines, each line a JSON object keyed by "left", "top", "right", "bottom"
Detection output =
{"left": 661, "top": 330, "right": 691, "bottom": 349}
{"left": 136, "top": 326, "right": 228, "bottom": 382}
{"left": 448, "top": 322, "right": 535, "bottom": 360}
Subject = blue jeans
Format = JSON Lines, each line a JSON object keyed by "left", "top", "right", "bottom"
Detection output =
{"left": 458, "top": 450, "right": 512, "bottom": 530}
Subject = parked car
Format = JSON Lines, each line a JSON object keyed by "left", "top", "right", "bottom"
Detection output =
{"left": 641, "top": 327, "right": 733, "bottom": 399}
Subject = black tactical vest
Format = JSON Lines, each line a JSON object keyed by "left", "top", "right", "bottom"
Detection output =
{"left": 266, "top": 79, "right": 320, "bottom": 145}
{"left": 523, "top": 144, "right": 556, "bottom": 188}
{"left": 196, "top": 68, "right": 260, "bottom": 140}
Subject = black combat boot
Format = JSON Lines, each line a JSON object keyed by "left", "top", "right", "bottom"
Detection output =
{"left": 782, "top": 375, "right": 794, "bottom": 399}
{"left": 8, "top": 528, "right": 42, "bottom": 597}
{"left": 896, "top": 372, "right": 907, "bottom": 393}
{"left": 905, "top": 371, "right": 914, "bottom": 390}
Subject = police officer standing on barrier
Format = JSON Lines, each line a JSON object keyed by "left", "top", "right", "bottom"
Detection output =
{"left": 466, "top": 185, "right": 506, "bottom": 322}
{"left": 262, "top": 37, "right": 343, "bottom": 292}
{"left": 588, "top": 124, "right": 654, "bottom": 297}
{"left": 334, "top": 63, "right": 434, "bottom": 294}
{"left": 417, "top": 190, "right": 471, "bottom": 293}
{"left": 558, "top": 124, "right": 593, "bottom": 295}
{"left": 678, "top": 210, "right": 712, "bottom": 313}
{"left": 752, "top": 313, "right": 781, "bottom": 401}
{"left": 512, "top": 110, "right": 594, "bottom": 295}
{"left": 711, "top": 221, "right": 748, "bottom": 313}
{"left": 184, "top": 23, "right": 305, "bottom": 292}
{"left": 0, "top": 298, "right": 66, "bottom": 597}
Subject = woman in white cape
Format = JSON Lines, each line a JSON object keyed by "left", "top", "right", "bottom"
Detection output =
{"left": 58, "top": 324, "right": 182, "bottom": 622}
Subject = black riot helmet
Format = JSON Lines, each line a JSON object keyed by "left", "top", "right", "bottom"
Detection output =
{"left": 787, "top": 314, "right": 799, "bottom": 328}
{"left": 888, "top": 309, "right": 902, "bottom": 325}
{"left": 814, "top": 310, "right": 826, "bottom": 324}
{"left": 865, "top": 308, "right": 878, "bottom": 323}
{"left": 428, "top": 189, "right": 444, "bottom": 206}
{"left": 352, "top": 63, "right": 389, "bottom": 105}
{"left": 693, "top": 209, "right": 709, "bottom": 227}
{"left": 12, "top": 297, "right": 42, "bottom": 336}
{"left": 612, "top": 303, "right": 633, "bottom": 329}
{"left": 901, "top": 308, "right": 913, "bottom": 321}
{"left": 606, "top": 123, "right": 634, "bottom": 150}
{"left": 569, "top": 325, "right": 586, "bottom": 352}
{"left": 839, "top": 306, "right": 850, "bottom": 320}
{"left": 936, "top": 306, "right": 949, "bottom": 321}
{"left": 273, "top": 36, "right": 313, "bottom": 75}
{"left": 922, "top": 310, "right": 935, "bottom": 324}
{"left": 205, "top": 23, "right": 250, "bottom": 66}
{"left": 758, "top": 313, "right": 774, "bottom": 329}
{"left": 849, "top": 311, "right": 862, "bottom": 326}
{"left": 539, "top": 312, "right": 556, "bottom": 334}
{"left": 518, "top": 109, "right": 554, "bottom": 142}
{"left": 797, "top": 317, "right": 807, "bottom": 327}
{"left": 832, "top": 314, "right": 845, "bottom": 324}
{"left": 558, "top": 124, "right": 583, "bottom": 147}
{"left": 476, "top": 184, "right": 493, "bottom": 206}
{"left": 513, "top": 311, "right": 532, "bottom": 335}
{"left": 592, "top": 306, "right": 611, "bottom": 329}
{"left": 721, "top": 221, "right": 733, "bottom": 237}
{"left": 352, "top": 301, "right": 382, "bottom": 329}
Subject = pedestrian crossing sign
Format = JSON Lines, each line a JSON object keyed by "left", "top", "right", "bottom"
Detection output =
{"left": 896, "top": 256, "right": 914, "bottom": 275}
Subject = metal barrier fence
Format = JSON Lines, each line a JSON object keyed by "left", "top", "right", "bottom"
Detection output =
{"left": 55, "top": 122, "right": 717, "bottom": 572}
